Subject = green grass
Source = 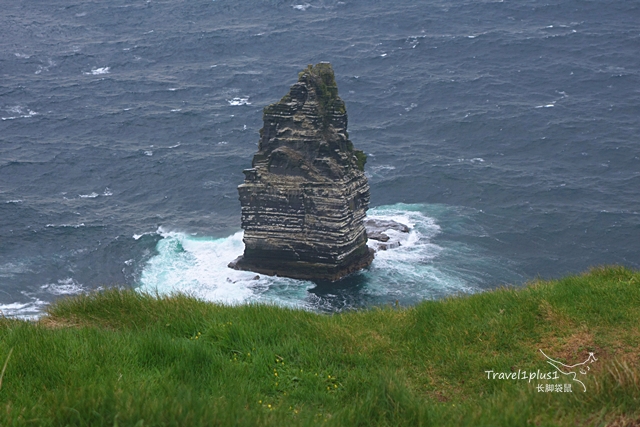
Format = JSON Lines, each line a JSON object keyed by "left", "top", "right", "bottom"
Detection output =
{"left": 1, "top": 266, "right": 639, "bottom": 426}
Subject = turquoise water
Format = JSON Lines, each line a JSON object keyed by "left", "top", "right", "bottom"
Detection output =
{"left": 137, "top": 204, "right": 515, "bottom": 312}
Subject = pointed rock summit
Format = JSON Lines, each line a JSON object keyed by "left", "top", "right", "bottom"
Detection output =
{"left": 229, "top": 63, "right": 374, "bottom": 281}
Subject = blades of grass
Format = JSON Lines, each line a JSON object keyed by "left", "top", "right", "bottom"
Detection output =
{"left": 0, "top": 347, "right": 14, "bottom": 391}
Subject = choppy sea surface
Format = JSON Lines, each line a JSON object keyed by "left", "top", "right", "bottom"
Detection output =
{"left": 1, "top": 0, "right": 639, "bottom": 318}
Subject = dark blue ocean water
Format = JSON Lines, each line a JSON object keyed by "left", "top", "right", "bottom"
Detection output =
{"left": 1, "top": 0, "right": 639, "bottom": 317}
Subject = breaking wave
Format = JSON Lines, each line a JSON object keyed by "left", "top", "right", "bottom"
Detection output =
{"left": 137, "top": 204, "right": 481, "bottom": 311}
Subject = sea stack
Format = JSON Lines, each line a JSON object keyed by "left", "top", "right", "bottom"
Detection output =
{"left": 229, "top": 63, "right": 374, "bottom": 281}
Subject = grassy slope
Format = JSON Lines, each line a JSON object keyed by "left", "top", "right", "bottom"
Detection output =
{"left": 1, "top": 266, "right": 639, "bottom": 426}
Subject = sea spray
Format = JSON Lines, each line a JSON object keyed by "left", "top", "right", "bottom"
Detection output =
{"left": 137, "top": 204, "right": 481, "bottom": 311}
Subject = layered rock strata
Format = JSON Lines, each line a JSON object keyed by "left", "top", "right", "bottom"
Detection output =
{"left": 229, "top": 63, "right": 374, "bottom": 281}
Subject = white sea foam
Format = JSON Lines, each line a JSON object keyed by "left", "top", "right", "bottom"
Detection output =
{"left": 137, "top": 204, "right": 476, "bottom": 310}
{"left": 6, "top": 200, "right": 23, "bottom": 204}
{"left": 2, "top": 106, "right": 39, "bottom": 121}
{"left": 79, "top": 192, "right": 99, "bottom": 198}
{"left": 366, "top": 207, "right": 440, "bottom": 258}
{"left": 35, "top": 59, "right": 56, "bottom": 75}
{"left": 144, "top": 150, "right": 153, "bottom": 156}
{"left": 133, "top": 230, "right": 158, "bottom": 240}
{"left": 103, "top": 187, "right": 113, "bottom": 196}
{"left": 227, "top": 97, "right": 251, "bottom": 106}
{"left": 362, "top": 205, "right": 474, "bottom": 298}
{"left": 0, "top": 262, "right": 27, "bottom": 277}
{"left": 137, "top": 229, "right": 310, "bottom": 305}
{"left": 14, "top": 53, "right": 31, "bottom": 59}
{"left": 40, "top": 278, "right": 85, "bottom": 296}
{"left": 46, "top": 223, "right": 85, "bottom": 228}
{"left": 84, "top": 67, "right": 110, "bottom": 76}
{"left": 535, "top": 100, "right": 556, "bottom": 108}
{"left": 365, "top": 164, "right": 396, "bottom": 179}
{"left": 0, "top": 300, "right": 47, "bottom": 319}
{"left": 293, "top": 4, "right": 311, "bottom": 11}
{"left": 3, "top": 279, "right": 87, "bottom": 318}
{"left": 457, "top": 158, "right": 485, "bottom": 164}
{"left": 405, "top": 36, "right": 423, "bottom": 48}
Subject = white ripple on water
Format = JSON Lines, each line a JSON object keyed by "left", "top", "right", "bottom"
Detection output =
{"left": 362, "top": 204, "right": 475, "bottom": 299}
{"left": 35, "top": 59, "right": 56, "bottom": 75}
{"left": 79, "top": 192, "right": 99, "bottom": 198}
{"left": 75, "top": 188, "right": 112, "bottom": 199}
{"left": 40, "top": 278, "right": 85, "bottom": 296}
{"left": 0, "top": 278, "right": 87, "bottom": 319}
{"left": 227, "top": 97, "right": 251, "bottom": 106}
{"left": 2, "top": 106, "right": 39, "bottom": 121}
{"left": 456, "top": 158, "right": 485, "bottom": 163}
{"left": 133, "top": 230, "right": 158, "bottom": 240}
{"left": 137, "top": 228, "right": 288, "bottom": 305}
{"left": 83, "top": 67, "right": 110, "bottom": 76}
{"left": 0, "top": 300, "right": 47, "bottom": 320}
{"left": 365, "top": 164, "right": 396, "bottom": 179}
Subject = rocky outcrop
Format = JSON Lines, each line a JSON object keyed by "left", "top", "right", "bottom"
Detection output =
{"left": 364, "top": 218, "right": 410, "bottom": 251}
{"left": 229, "top": 63, "right": 374, "bottom": 281}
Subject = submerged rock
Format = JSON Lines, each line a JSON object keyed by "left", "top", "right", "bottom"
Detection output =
{"left": 229, "top": 63, "right": 374, "bottom": 281}
{"left": 364, "top": 218, "right": 410, "bottom": 251}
